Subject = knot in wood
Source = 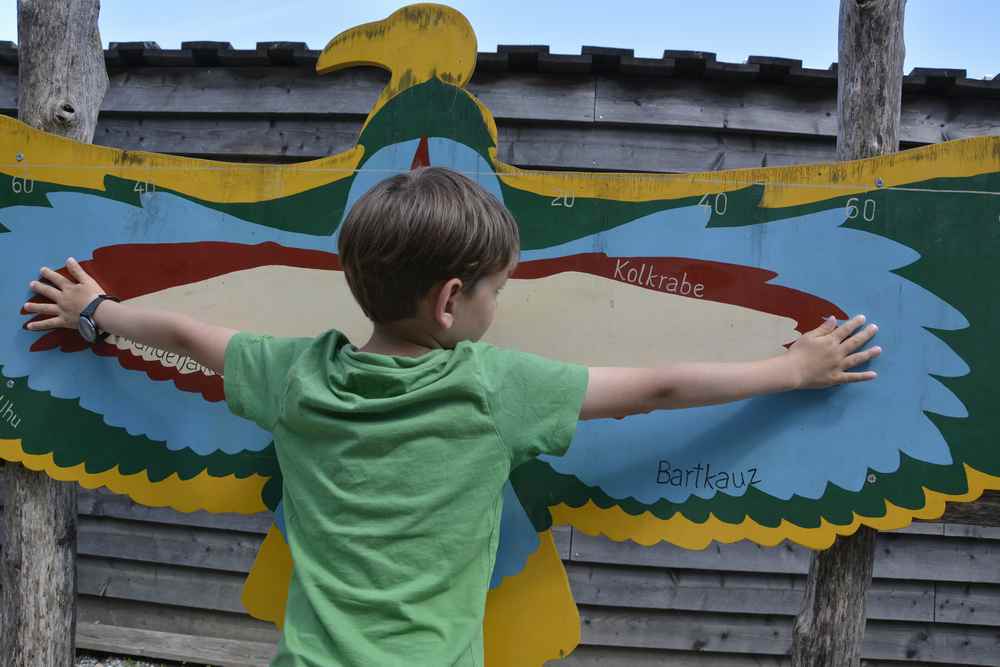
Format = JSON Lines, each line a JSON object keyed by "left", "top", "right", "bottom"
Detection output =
{"left": 53, "top": 100, "right": 77, "bottom": 127}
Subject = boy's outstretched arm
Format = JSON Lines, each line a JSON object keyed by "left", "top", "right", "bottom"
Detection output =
{"left": 23, "top": 258, "right": 235, "bottom": 375}
{"left": 580, "top": 315, "right": 881, "bottom": 421}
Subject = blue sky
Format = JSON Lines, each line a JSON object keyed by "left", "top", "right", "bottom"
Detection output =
{"left": 1, "top": 1, "right": 997, "bottom": 79}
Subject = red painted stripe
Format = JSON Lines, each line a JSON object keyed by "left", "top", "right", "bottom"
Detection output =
{"left": 513, "top": 253, "right": 846, "bottom": 335}
{"left": 27, "top": 241, "right": 344, "bottom": 401}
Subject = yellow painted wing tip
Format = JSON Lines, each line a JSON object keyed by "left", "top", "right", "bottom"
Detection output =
{"left": 484, "top": 530, "right": 580, "bottom": 666}
{"left": 242, "top": 524, "right": 292, "bottom": 628}
{"left": 1, "top": 438, "right": 268, "bottom": 515}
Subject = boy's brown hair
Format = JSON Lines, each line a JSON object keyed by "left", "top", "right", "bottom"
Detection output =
{"left": 338, "top": 167, "right": 520, "bottom": 323}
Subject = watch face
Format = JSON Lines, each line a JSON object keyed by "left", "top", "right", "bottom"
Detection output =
{"left": 79, "top": 316, "right": 97, "bottom": 343}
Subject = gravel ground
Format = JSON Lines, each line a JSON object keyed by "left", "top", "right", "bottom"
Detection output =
{"left": 76, "top": 652, "right": 206, "bottom": 667}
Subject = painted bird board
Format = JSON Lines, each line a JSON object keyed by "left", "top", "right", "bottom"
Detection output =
{"left": 1, "top": 4, "right": 999, "bottom": 665}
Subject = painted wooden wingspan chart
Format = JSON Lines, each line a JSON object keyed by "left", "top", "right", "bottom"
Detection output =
{"left": 1, "top": 4, "right": 999, "bottom": 664}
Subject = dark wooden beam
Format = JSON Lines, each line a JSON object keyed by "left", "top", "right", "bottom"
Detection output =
{"left": 2, "top": 2, "right": 108, "bottom": 665}
{"left": 791, "top": 2, "right": 906, "bottom": 666}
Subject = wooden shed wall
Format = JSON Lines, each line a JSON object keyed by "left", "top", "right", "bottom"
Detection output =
{"left": 1, "top": 45, "right": 999, "bottom": 666}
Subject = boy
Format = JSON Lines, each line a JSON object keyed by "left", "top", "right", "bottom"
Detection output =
{"left": 24, "top": 167, "right": 880, "bottom": 666}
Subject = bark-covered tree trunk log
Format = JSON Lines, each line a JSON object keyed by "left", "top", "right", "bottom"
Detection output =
{"left": 1, "top": 1, "right": 108, "bottom": 665}
{"left": 791, "top": 2, "right": 906, "bottom": 666}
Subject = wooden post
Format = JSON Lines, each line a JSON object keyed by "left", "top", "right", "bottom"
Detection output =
{"left": 790, "top": 2, "right": 905, "bottom": 666}
{"left": 0, "top": 1, "right": 108, "bottom": 665}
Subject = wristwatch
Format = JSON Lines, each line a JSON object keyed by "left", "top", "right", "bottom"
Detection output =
{"left": 78, "top": 295, "right": 120, "bottom": 343}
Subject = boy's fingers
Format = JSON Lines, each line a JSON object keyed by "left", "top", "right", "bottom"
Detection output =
{"left": 66, "top": 257, "right": 95, "bottom": 286}
{"left": 832, "top": 314, "right": 866, "bottom": 342}
{"left": 26, "top": 316, "right": 63, "bottom": 331}
{"left": 841, "top": 323, "right": 878, "bottom": 352}
{"left": 805, "top": 316, "right": 838, "bottom": 338}
{"left": 838, "top": 370, "right": 877, "bottom": 383}
{"left": 29, "top": 280, "right": 59, "bottom": 301}
{"left": 23, "top": 302, "right": 58, "bottom": 315}
{"left": 843, "top": 346, "right": 881, "bottom": 369}
{"left": 40, "top": 267, "right": 70, "bottom": 288}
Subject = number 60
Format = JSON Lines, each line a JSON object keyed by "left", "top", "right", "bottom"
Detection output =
{"left": 846, "top": 197, "right": 876, "bottom": 222}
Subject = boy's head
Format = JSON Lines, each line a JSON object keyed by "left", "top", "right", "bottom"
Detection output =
{"left": 339, "top": 167, "right": 520, "bottom": 342}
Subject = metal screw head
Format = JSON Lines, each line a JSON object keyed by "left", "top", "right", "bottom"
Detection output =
{"left": 15, "top": 152, "right": 23, "bottom": 161}
{"left": 866, "top": 473, "right": 877, "bottom": 484}
{"left": 5, "top": 380, "right": 13, "bottom": 388}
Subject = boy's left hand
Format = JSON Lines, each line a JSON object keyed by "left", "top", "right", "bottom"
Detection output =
{"left": 787, "top": 314, "right": 881, "bottom": 389}
{"left": 23, "top": 258, "right": 105, "bottom": 331}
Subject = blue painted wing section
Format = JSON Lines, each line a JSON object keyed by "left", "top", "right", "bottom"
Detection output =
{"left": 0, "top": 189, "right": 336, "bottom": 455}
{"left": 521, "top": 205, "right": 969, "bottom": 503}
{"left": 490, "top": 482, "right": 540, "bottom": 589}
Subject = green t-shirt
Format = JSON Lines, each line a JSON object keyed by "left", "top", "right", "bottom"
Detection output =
{"left": 224, "top": 329, "right": 588, "bottom": 667}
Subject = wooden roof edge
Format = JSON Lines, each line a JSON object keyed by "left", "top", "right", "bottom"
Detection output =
{"left": 0, "top": 41, "right": 996, "bottom": 96}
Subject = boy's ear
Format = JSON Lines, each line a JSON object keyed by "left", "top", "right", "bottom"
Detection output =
{"left": 432, "top": 278, "right": 464, "bottom": 329}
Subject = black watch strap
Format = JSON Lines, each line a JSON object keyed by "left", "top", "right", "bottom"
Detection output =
{"left": 80, "top": 295, "right": 121, "bottom": 341}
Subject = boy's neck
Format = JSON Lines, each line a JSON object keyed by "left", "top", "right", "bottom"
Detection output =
{"left": 358, "top": 321, "right": 444, "bottom": 357}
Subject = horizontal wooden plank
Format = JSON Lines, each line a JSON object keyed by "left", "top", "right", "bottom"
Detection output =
{"left": 934, "top": 582, "right": 1000, "bottom": 626}
{"left": 467, "top": 72, "right": 596, "bottom": 122}
{"left": 569, "top": 530, "right": 1000, "bottom": 584}
{"left": 556, "top": 646, "right": 790, "bottom": 666}
{"left": 76, "top": 622, "right": 276, "bottom": 667}
{"left": 577, "top": 608, "right": 1000, "bottom": 665}
{"left": 940, "top": 492, "right": 1000, "bottom": 528}
{"left": 889, "top": 522, "right": 945, "bottom": 536}
{"left": 579, "top": 607, "right": 790, "bottom": 655}
{"left": 557, "top": 647, "right": 939, "bottom": 666}
{"left": 496, "top": 123, "right": 836, "bottom": 171}
{"left": 79, "top": 557, "right": 248, "bottom": 614}
{"left": 595, "top": 76, "right": 1000, "bottom": 144}
{"left": 78, "top": 595, "right": 279, "bottom": 645}
{"left": 943, "top": 522, "right": 1000, "bottom": 540}
{"left": 876, "top": 532, "right": 1000, "bottom": 584}
{"left": 566, "top": 563, "right": 935, "bottom": 623}
{"left": 862, "top": 619, "right": 1000, "bottom": 665}
{"left": 93, "top": 115, "right": 362, "bottom": 160}
{"left": 595, "top": 76, "right": 837, "bottom": 138}
{"left": 78, "top": 515, "right": 263, "bottom": 573}
{"left": 104, "top": 66, "right": 383, "bottom": 116}
{"left": 570, "top": 530, "right": 810, "bottom": 574}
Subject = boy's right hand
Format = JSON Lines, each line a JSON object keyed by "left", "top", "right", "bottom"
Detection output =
{"left": 786, "top": 314, "right": 881, "bottom": 389}
{"left": 581, "top": 313, "right": 881, "bottom": 420}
